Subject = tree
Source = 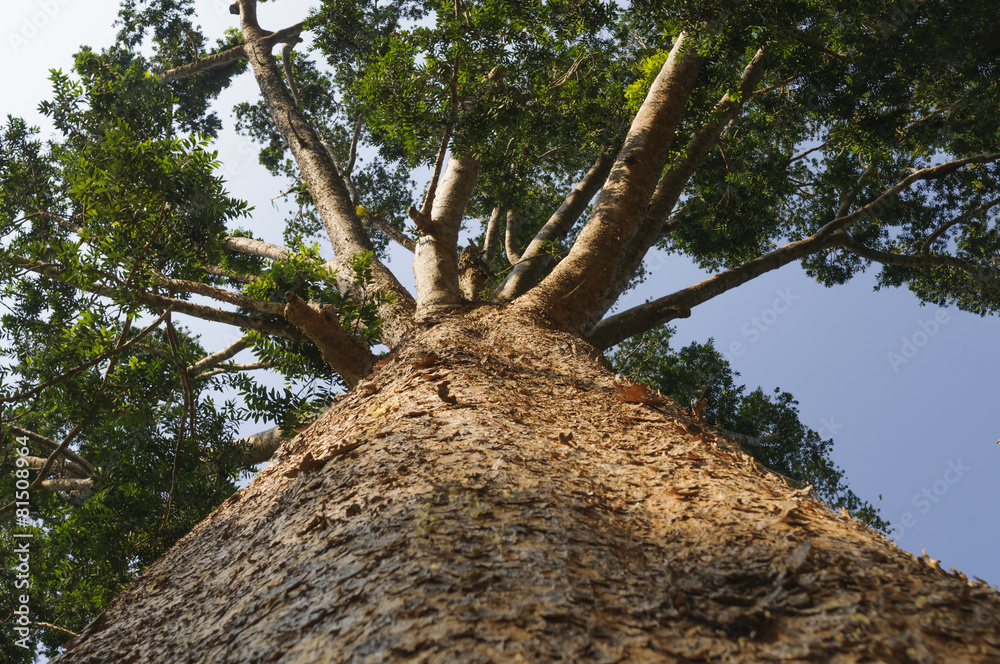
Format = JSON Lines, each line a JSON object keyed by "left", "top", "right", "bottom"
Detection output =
{"left": 2, "top": 0, "right": 1000, "bottom": 660}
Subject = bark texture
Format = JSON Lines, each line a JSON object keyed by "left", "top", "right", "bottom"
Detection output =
{"left": 52, "top": 309, "right": 999, "bottom": 663}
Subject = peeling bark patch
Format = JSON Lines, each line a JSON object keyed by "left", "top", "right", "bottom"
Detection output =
{"left": 52, "top": 309, "right": 1000, "bottom": 664}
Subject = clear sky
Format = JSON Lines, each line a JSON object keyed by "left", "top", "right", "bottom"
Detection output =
{"left": 3, "top": 0, "right": 997, "bottom": 597}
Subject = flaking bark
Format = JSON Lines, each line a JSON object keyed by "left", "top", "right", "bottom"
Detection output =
{"left": 52, "top": 309, "right": 1000, "bottom": 663}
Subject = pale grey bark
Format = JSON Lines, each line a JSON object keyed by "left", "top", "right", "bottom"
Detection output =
{"left": 23, "top": 456, "right": 91, "bottom": 479}
{"left": 234, "top": 0, "right": 415, "bottom": 347}
{"left": 38, "top": 478, "right": 95, "bottom": 493}
{"left": 504, "top": 209, "right": 522, "bottom": 265}
{"left": 498, "top": 155, "right": 612, "bottom": 300}
{"left": 188, "top": 336, "right": 250, "bottom": 375}
{"left": 588, "top": 48, "right": 768, "bottom": 328}
{"left": 222, "top": 236, "right": 293, "bottom": 262}
{"left": 236, "top": 426, "right": 286, "bottom": 467}
{"left": 510, "top": 33, "right": 702, "bottom": 333}
{"left": 482, "top": 206, "right": 504, "bottom": 263}
{"left": 586, "top": 232, "right": 841, "bottom": 350}
{"left": 411, "top": 155, "right": 481, "bottom": 316}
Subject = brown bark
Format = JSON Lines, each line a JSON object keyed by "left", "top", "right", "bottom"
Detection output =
{"left": 458, "top": 244, "right": 490, "bottom": 302}
{"left": 282, "top": 292, "right": 375, "bottom": 388}
{"left": 52, "top": 309, "right": 1000, "bottom": 663}
{"left": 510, "top": 34, "right": 702, "bottom": 333}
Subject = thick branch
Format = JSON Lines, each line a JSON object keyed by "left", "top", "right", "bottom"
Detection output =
{"left": 157, "top": 23, "right": 305, "bottom": 83}
{"left": 283, "top": 292, "right": 375, "bottom": 388}
{"left": 510, "top": 33, "right": 702, "bottom": 333}
{"left": 815, "top": 153, "right": 1000, "bottom": 240}
{"left": 718, "top": 429, "right": 782, "bottom": 450}
{"left": 38, "top": 478, "right": 95, "bottom": 493}
{"left": 504, "top": 210, "right": 523, "bottom": 266}
{"left": 234, "top": 0, "right": 414, "bottom": 346}
{"left": 222, "top": 235, "right": 293, "bottom": 262}
{"left": 362, "top": 213, "right": 416, "bottom": 252}
{"left": 839, "top": 233, "right": 997, "bottom": 282}
{"left": 8, "top": 425, "right": 97, "bottom": 475}
{"left": 482, "top": 207, "right": 504, "bottom": 263}
{"left": 151, "top": 272, "right": 285, "bottom": 316}
{"left": 412, "top": 155, "right": 481, "bottom": 315}
{"left": 589, "top": 47, "right": 768, "bottom": 327}
{"left": 23, "top": 456, "right": 91, "bottom": 479}
{"left": 188, "top": 336, "right": 249, "bottom": 374}
{"left": 587, "top": 232, "right": 842, "bottom": 350}
{"left": 498, "top": 155, "right": 613, "bottom": 300}
{"left": 237, "top": 425, "right": 285, "bottom": 467}
{"left": 195, "top": 362, "right": 277, "bottom": 379}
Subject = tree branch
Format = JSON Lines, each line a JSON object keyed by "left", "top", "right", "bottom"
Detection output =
{"left": 282, "top": 292, "right": 375, "bottom": 387}
{"left": 236, "top": 425, "right": 285, "bottom": 467}
{"left": 588, "top": 47, "right": 768, "bottom": 327}
{"left": 187, "top": 335, "right": 249, "bottom": 374}
{"left": 222, "top": 235, "right": 293, "bottom": 262}
{"left": 8, "top": 425, "right": 97, "bottom": 475}
{"left": 361, "top": 212, "right": 416, "bottom": 252}
{"left": 195, "top": 361, "right": 277, "bottom": 379}
{"left": 149, "top": 271, "right": 285, "bottom": 316}
{"left": 814, "top": 153, "right": 1000, "bottom": 240}
{"left": 233, "top": 0, "right": 415, "bottom": 346}
{"left": 510, "top": 32, "right": 702, "bottom": 333}
{"left": 37, "top": 478, "right": 95, "bottom": 493}
{"left": 586, "top": 232, "right": 843, "bottom": 350}
{"left": 498, "top": 155, "right": 613, "bottom": 300}
{"left": 482, "top": 206, "right": 504, "bottom": 263}
{"left": 504, "top": 209, "right": 523, "bottom": 266}
{"left": 23, "top": 456, "right": 91, "bottom": 479}
{"left": 157, "top": 22, "right": 305, "bottom": 83}
{"left": 411, "top": 155, "right": 481, "bottom": 315}
{"left": 839, "top": 232, "right": 998, "bottom": 282}
{"left": 0, "top": 308, "right": 173, "bottom": 404}
{"left": 919, "top": 196, "right": 1000, "bottom": 256}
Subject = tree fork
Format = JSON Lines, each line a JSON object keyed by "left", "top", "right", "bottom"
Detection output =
{"left": 233, "top": 0, "right": 415, "bottom": 347}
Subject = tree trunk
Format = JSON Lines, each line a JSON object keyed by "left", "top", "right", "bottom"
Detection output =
{"left": 52, "top": 309, "right": 1000, "bottom": 663}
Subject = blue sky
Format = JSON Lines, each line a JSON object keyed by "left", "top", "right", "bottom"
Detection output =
{"left": 3, "top": 0, "right": 997, "bottom": 597}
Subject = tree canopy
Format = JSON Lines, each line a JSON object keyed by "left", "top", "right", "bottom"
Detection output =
{"left": 2, "top": 0, "right": 998, "bottom": 659}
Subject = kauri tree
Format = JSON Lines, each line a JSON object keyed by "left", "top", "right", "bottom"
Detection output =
{"left": 2, "top": 0, "right": 999, "bottom": 661}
